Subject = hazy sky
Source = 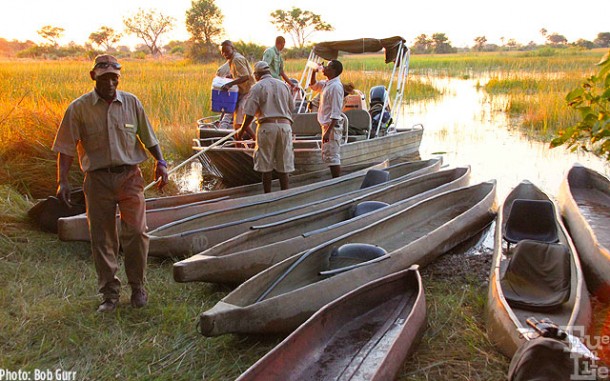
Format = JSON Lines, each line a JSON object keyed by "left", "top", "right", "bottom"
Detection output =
{"left": 1, "top": 0, "right": 608, "bottom": 49}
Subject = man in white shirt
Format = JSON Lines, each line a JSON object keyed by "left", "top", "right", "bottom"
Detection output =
{"left": 309, "top": 59, "right": 344, "bottom": 177}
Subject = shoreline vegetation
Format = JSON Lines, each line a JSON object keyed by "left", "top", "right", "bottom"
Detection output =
{"left": 2, "top": 48, "right": 610, "bottom": 380}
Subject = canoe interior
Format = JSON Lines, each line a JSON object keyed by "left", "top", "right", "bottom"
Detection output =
{"left": 151, "top": 158, "right": 439, "bottom": 237}
{"left": 488, "top": 181, "right": 590, "bottom": 357}
{"left": 237, "top": 183, "right": 494, "bottom": 304}
{"left": 276, "top": 275, "right": 419, "bottom": 380}
{"left": 568, "top": 167, "right": 610, "bottom": 249}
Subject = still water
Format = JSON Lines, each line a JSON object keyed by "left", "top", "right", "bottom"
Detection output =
{"left": 176, "top": 75, "right": 610, "bottom": 198}
{"left": 410, "top": 75, "right": 609, "bottom": 200}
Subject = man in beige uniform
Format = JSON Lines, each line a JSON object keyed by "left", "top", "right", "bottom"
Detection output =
{"left": 52, "top": 55, "right": 169, "bottom": 313}
{"left": 219, "top": 40, "right": 256, "bottom": 133}
{"left": 237, "top": 61, "right": 295, "bottom": 193}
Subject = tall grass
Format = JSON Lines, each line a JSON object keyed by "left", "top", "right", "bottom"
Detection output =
{"left": 483, "top": 72, "right": 589, "bottom": 139}
{"left": 0, "top": 57, "right": 438, "bottom": 198}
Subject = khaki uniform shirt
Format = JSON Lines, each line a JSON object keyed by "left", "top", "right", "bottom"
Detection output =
{"left": 229, "top": 52, "right": 256, "bottom": 95}
{"left": 52, "top": 90, "right": 159, "bottom": 172}
{"left": 262, "top": 46, "right": 284, "bottom": 80}
{"left": 243, "top": 74, "right": 294, "bottom": 123}
{"left": 310, "top": 76, "right": 344, "bottom": 128}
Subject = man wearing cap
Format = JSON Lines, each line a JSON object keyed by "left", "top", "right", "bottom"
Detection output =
{"left": 219, "top": 40, "right": 256, "bottom": 133}
{"left": 262, "top": 36, "right": 295, "bottom": 90}
{"left": 52, "top": 54, "right": 169, "bottom": 313}
{"left": 237, "top": 61, "right": 295, "bottom": 193}
{"left": 309, "top": 59, "right": 344, "bottom": 178}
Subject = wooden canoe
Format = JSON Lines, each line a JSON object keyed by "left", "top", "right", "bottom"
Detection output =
{"left": 486, "top": 180, "right": 591, "bottom": 358}
{"left": 558, "top": 164, "right": 610, "bottom": 302}
{"left": 173, "top": 166, "right": 470, "bottom": 284}
{"left": 235, "top": 266, "right": 426, "bottom": 381}
{"left": 198, "top": 181, "right": 497, "bottom": 336}
{"left": 56, "top": 161, "right": 385, "bottom": 242}
{"left": 147, "top": 158, "right": 441, "bottom": 257}
{"left": 199, "top": 127, "right": 423, "bottom": 187}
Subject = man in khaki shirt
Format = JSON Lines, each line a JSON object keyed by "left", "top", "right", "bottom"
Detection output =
{"left": 237, "top": 61, "right": 295, "bottom": 193}
{"left": 52, "top": 55, "right": 169, "bottom": 313}
{"left": 219, "top": 40, "right": 256, "bottom": 132}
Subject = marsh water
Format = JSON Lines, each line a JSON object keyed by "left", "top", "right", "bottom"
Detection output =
{"left": 177, "top": 74, "right": 610, "bottom": 201}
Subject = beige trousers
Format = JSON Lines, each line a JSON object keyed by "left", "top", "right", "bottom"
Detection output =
{"left": 84, "top": 166, "right": 148, "bottom": 299}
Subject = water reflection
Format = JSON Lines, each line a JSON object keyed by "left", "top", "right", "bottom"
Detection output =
{"left": 407, "top": 75, "right": 609, "bottom": 200}
{"left": 176, "top": 75, "right": 609, "bottom": 197}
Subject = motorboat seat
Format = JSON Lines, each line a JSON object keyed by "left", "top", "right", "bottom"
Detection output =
{"left": 350, "top": 201, "right": 389, "bottom": 218}
{"left": 501, "top": 240, "right": 571, "bottom": 311}
{"left": 503, "top": 199, "right": 559, "bottom": 246}
{"left": 360, "top": 169, "right": 390, "bottom": 189}
{"left": 320, "top": 243, "right": 388, "bottom": 277}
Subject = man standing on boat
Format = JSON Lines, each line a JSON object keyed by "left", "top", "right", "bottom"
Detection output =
{"left": 219, "top": 40, "right": 256, "bottom": 135}
{"left": 262, "top": 36, "right": 295, "bottom": 90}
{"left": 309, "top": 59, "right": 344, "bottom": 178}
{"left": 52, "top": 54, "right": 169, "bottom": 313}
{"left": 236, "top": 61, "right": 295, "bottom": 193}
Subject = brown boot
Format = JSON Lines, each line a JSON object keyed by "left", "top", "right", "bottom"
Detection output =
{"left": 131, "top": 288, "right": 148, "bottom": 308}
{"left": 97, "top": 298, "right": 118, "bottom": 313}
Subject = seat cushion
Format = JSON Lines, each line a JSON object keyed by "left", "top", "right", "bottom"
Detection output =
{"left": 503, "top": 199, "right": 559, "bottom": 244}
{"left": 351, "top": 201, "right": 389, "bottom": 218}
{"left": 501, "top": 240, "right": 571, "bottom": 311}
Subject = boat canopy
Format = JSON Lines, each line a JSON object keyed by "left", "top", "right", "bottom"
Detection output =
{"left": 312, "top": 36, "right": 406, "bottom": 63}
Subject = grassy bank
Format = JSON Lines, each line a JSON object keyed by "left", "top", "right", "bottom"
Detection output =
{"left": 0, "top": 188, "right": 509, "bottom": 380}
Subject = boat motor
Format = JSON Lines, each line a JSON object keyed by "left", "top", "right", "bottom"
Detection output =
{"left": 368, "top": 86, "right": 392, "bottom": 138}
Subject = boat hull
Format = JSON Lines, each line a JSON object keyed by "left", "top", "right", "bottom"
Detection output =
{"left": 236, "top": 267, "right": 426, "bottom": 381}
{"left": 485, "top": 180, "right": 591, "bottom": 358}
{"left": 201, "top": 128, "right": 423, "bottom": 187}
{"left": 56, "top": 162, "right": 382, "bottom": 242}
{"left": 199, "top": 181, "right": 497, "bottom": 336}
{"left": 148, "top": 158, "right": 440, "bottom": 257}
{"left": 558, "top": 164, "right": 610, "bottom": 302}
{"left": 173, "top": 166, "right": 470, "bottom": 284}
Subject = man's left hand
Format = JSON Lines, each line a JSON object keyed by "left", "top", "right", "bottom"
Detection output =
{"left": 155, "top": 161, "right": 169, "bottom": 191}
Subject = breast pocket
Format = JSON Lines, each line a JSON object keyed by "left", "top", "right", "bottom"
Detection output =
{"left": 118, "top": 123, "right": 137, "bottom": 148}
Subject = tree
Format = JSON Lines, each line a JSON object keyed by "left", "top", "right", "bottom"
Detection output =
{"left": 186, "top": 0, "right": 223, "bottom": 46}
{"left": 551, "top": 51, "right": 610, "bottom": 161}
{"left": 88, "top": 26, "right": 121, "bottom": 51}
{"left": 123, "top": 8, "right": 175, "bottom": 56}
{"left": 270, "top": 7, "right": 333, "bottom": 48}
{"left": 473, "top": 36, "right": 487, "bottom": 52}
{"left": 574, "top": 39, "right": 595, "bottom": 50}
{"left": 594, "top": 32, "right": 610, "bottom": 48}
{"left": 37, "top": 25, "right": 64, "bottom": 47}
{"left": 546, "top": 33, "right": 567, "bottom": 46}
{"left": 412, "top": 34, "right": 432, "bottom": 54}
{"left": 431, "top": 33, "right": 454, "bottom": 54}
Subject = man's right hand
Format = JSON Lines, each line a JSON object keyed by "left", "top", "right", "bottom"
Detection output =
{"left": 57, "top": 182, "right": 72, "bottom": 207}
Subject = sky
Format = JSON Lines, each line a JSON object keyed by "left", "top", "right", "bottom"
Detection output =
{"left": 0, "top": 0, "right": 608, "bottom": 49}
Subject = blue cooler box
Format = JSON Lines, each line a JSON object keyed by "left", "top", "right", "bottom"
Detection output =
{"left": 211, "top": 90, "right": 238, "bottom": 113}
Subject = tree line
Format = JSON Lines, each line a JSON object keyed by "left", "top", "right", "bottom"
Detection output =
{"left": 1, "top": 0, "right": 609, "bottom": 60}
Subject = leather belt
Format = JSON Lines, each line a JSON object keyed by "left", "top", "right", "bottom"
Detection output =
{"left": 259, "top": 117, "right": 292, "bottom": 124}
{"left": 92, "top": 164, "right": 136, "bottom": 174}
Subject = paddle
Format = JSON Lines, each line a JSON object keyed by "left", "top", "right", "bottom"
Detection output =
{"left": 144, "top": 129, "right": 238, "bottom": 192}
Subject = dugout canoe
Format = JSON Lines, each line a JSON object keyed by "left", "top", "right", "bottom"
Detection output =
{"left": 174, "top": 166, "right": 470, "bottom": 284}
{"left": 56, "top": 161, "right": 384, "bottom": 242}
{"left": 558, "top": 164, "right": 610, "bottom": 302}
{"left": 486, "top": 180, "right": 591, "bottom": 358}
{"left": 148, "top": 158, "right": 441, "bottom": 257}
{"left": 198, "top": 181, "right": 497, "bottom": 336}
{"left": 236, "top": 266, "right": 426, "bottom": 381}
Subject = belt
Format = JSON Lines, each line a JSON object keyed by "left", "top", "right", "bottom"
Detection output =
{"left": 259, "top": 117, "right": 292, "bottom": 124}
{"left": 92, "top": 164, "right": 136, "bottom": 174}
